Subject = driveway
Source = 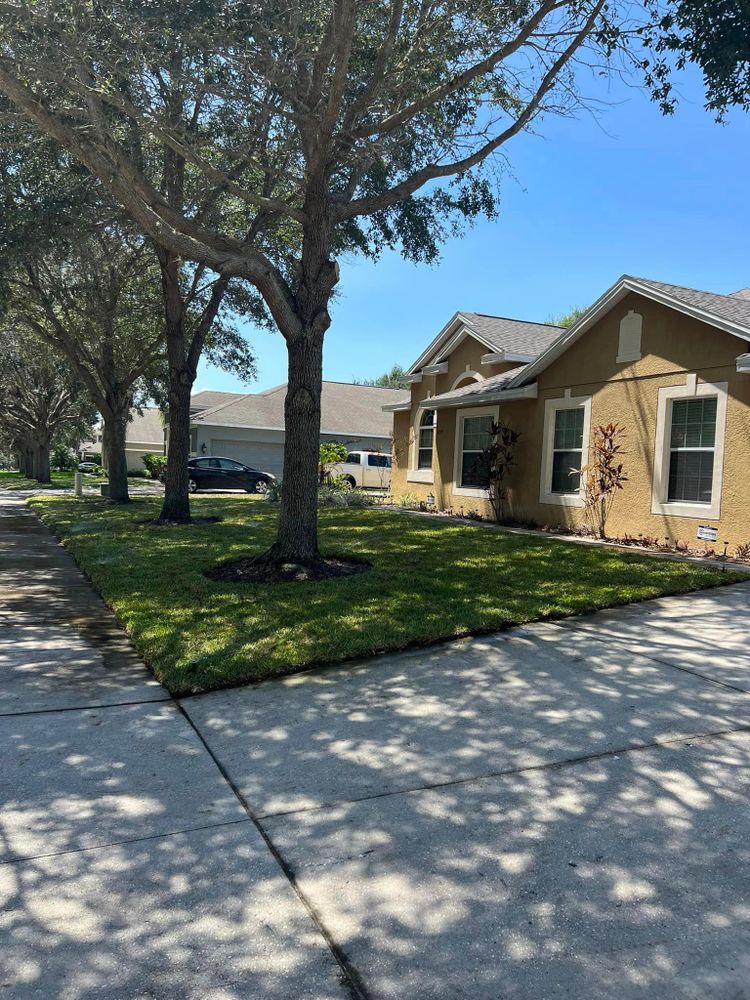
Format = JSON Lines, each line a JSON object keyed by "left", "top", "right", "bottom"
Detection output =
{"left": 2, "top": 492, "right": 750, "bottom": 998}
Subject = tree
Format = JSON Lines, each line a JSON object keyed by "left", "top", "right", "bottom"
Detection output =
{"left": 549, "top": 306, "right": 588, "bottom": 328}
{"left": 0, "top": 107, "right": 259, "bottom": 510}
{"left": 0, "top": 330, "right": 95, "bottom": 482}
{"left": 0, "top": 1, "right": 743, "bottom": 566}
{"left": 356, "top": 365, "right": 410, "bottom": 390}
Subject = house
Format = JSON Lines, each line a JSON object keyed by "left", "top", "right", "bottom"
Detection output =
{"left": 190, "top": 381, "right": 407, "bottom": 478}
{"left": 387, "top": 276, "right": 750, "bottom": 546}
{"left": 80, "top": 406, "right": 165, "bottom": 471}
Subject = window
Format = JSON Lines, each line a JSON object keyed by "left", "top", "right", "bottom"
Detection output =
{"left": 368, "top": 454, "right": 391, "bottom": 467}
{"left": 667, "top": 397, "right": 717, "bottom": 503}
{"left": 190, "top": 429, "right": 198, "bottom": 454}
{"left": 219, "top": 459, "right": 245, "bottom": 471}
{"left": 459, "top": 414, "right": 493, "bottom": 488}
{"left": 539, "top": 394, "right": 592, "bottom": 508}
{"left": 345, "top": 453, "right": 361, "bottom": 464}
{"left": 550, "top": 407, "right": 585, "bottom": 494}
{"left": 418, "top": 410, "right": 436, "bottom": 469}
{"left": 651, "top": 378, "right": 727, "bottom": 520}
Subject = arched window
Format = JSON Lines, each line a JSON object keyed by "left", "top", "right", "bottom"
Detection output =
{"left": 417, "top": 409, "right": 436, "bottom": 469}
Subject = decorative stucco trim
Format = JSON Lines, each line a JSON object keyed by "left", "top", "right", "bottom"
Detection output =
{"left": 539, "top": 393, "right": 592, "bottom": 509}
{"left": 651, "top": 377, "right": 728, "bottom": 520}
{"left": 450, "top": 370, "right": 484, "bottom": 390}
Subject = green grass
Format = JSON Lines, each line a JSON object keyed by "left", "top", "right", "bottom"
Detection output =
{"left": 29, "top": 494, "right": 745, "bottom": 695}
{"left": 0, "top": 470, "right": 150, "bottom": 490}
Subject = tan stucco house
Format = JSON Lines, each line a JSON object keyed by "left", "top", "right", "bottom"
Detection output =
{"left": 387, "top": 276, "right": 750, "bottom": 546}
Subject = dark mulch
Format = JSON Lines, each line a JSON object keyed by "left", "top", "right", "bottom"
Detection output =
{"left": 207, "top": 554, "right": 371, "bottom": 584}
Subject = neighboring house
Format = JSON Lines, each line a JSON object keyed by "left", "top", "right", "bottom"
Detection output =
{"left": 387, "top": 276, "right": 750, "bottom": 545}
{"left": 81, "top": 406, "right": 165, "bottom": 471}
{"left": 190, "top": 381, "right": 407, "bottom": 479}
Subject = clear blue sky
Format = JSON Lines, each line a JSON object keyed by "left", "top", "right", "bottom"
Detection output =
{"left": 197, "top": 66, "right": 750, "bottom": 394}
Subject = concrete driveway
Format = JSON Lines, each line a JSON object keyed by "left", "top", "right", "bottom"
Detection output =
{"left": 2, "top": 492, "right": 750, "bottom": 999}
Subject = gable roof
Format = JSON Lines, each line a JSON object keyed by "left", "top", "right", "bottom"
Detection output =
{"left": 191, "top": 381, "right": 408, "bottom": 438}
{"left": 408, "top": 311, "right": 563, "bottom": 374}
{"left": 510, "top": 275, "right": 750, "bottom": 389}
{"left": 416, "top": 367, "right": 536, "bottom": 409}
{"left": 126, "top": 407, "right": 163, "bottom": 446}
{"left": 191, "top": 389, "right": 244, "bottom": 411}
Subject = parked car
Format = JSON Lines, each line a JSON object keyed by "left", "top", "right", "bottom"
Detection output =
{"left": 327, "top": 450, "right": 392, "bottom": 489}
{"left": 166, "top": 457, "right": 276, "bottom": 494}
{"left": 78, "top": 461, "right": 98, "bottom": 473}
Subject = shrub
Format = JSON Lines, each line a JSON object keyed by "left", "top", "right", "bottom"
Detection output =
{"left": 735, "top": 542, "right": 750, "bottom": 561}
{"left": 393, "top": 493, "right": 420, "bottom": 509}
{"left": 265, "top": 480, "right": 282, "bottom": 502}
{"left": 142, "top": 453, "right": 168, "bottom": 480}
{"left": 52, "top": 446, "right": 77, "bottom": 471}
{"left": 481, "top": 420, "right": 521, "bottom": 522}
{"left": 580, "top": 423, "right": 628, "bottom": 538}
{"left": 319, "top": 441, "right": 348, "bottom": 483}
{"left": 317, "top": 485, "right": 374, "bottom": 508}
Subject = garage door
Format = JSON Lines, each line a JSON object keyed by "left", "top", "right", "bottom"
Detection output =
{"left": 210, "top": 440, "right": 285, "bottom": 479}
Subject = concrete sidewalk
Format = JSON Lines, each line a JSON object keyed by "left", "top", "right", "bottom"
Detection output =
{"left": 0, "top": 495, "right": 352, "bottom": 999}
{"left": 3, "top": 491, "right": 750, "bottom": 999}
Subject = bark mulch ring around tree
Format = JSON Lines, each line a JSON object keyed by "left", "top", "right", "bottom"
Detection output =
{"left": 207, "top": 554, "right": 371, "bottom": 584}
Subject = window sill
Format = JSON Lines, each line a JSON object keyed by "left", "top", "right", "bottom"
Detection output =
{"left": 651, "top": 499, "right": 720, "bottom": 520}
{"left": 540, "top": 491, "right": 585, "bottom": 509}
{"left": 407, "top": 469, "right": 434, "bottom": 484}
{"left": 452, "top": 485, "right": 489, "bottom": 499}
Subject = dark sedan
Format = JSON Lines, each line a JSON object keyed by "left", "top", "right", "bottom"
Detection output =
{"left": 179, "top": 457, "right": 276, "bottom": 494}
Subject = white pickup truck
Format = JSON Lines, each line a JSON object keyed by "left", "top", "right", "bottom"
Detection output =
{"left": 327, "top": 450, "right": 392, "bottom": 489}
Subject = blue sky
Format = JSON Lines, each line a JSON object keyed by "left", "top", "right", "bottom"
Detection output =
{"left": 197, "top": 66, "right": 750, "bottom": 394}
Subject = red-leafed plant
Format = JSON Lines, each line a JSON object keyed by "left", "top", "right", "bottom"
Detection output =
{"left": 482, "top": 421, "right": 521, "bottom": 523}
{"left": 580, "top": 423, "right": 628, "bottom": 538}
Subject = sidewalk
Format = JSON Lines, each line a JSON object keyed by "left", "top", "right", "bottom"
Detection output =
{"left": 0, "top": 494, "right": 353, "bottom": 999}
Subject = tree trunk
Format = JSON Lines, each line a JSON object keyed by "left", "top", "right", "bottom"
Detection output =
{"left": 157, "top": 250, "right": 193, "bottom": 523}
{"left": 104, "top": 408, "right": 130, "bottom": 503}
{"left": 267, "top": 332, "right": 324, "bottom": 563}
{"left": 35, "top": 442, "right": 51, "bottom": 483}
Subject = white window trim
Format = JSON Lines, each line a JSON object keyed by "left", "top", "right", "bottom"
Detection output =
{"left": 539, "top": 392, "right": 592, "bottom": 508}
{"left": 452, "top": 405, "right": 498, "bottom": 498}
{"left": 651, "top": 376, "right": 727, "bottom": 520}
{"left": 408, "top": 406, "right": 436, "bottom": 483}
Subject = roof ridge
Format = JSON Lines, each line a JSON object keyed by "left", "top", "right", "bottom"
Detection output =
{"left": 627, "top": 275, "right": 744, "bottom": 302}
{"left": 467, "top": 311, "right": 564, "bottom": 329}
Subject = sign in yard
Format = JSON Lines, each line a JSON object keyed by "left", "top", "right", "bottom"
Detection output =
{"left": 697, "top": 525, "right": 718, "bottom": 542}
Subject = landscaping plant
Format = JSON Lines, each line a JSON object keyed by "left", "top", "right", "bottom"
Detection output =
{"left": 580, "top": 423, "right": 628, "bottom": 538}
{"left": 482, "top": 421, "right": 521, "bottom": 523}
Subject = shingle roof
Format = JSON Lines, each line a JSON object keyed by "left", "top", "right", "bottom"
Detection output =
{"left": 191, "top": 389, "right": 244, "bottom": 411}
{"left": 192, "top": 382, "right": 408, "bottom": 437}
{"left": 459, "top": 313, "right": 563, "bottom": 356}
{"left": 629, "top": 277, "right": 750, "bottom": 331}
{"left": 422, "top": 368, "right": 527, "bottom": 409}
{"left": 126, "top": 407, "right": 163, "bottom": 446}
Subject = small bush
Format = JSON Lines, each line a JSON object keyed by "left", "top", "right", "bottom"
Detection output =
{"left": 317, "top": 485, "right": 374, "bottom": 508}
{"left": 735, "top": 542, "right": 750, "bottom": 561}
{"left": 265, "top": 480, "right": 282, "bottom": 502}
{"left": 393, "top": 493, "right": 420, "bottom": 509}
{"left": 142, "top": 453, "right": 168, "bottom": 480}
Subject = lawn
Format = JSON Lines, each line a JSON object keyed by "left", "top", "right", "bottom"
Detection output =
{"left": 0, "top": 470, "right": 153, "bottom": 491}
{"left": 30, "top": 494, "right": 744, "bottom": 694}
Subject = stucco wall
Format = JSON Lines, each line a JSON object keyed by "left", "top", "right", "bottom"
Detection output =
{"left": 391, "top": 294, "right": 750, "bottom": 546}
